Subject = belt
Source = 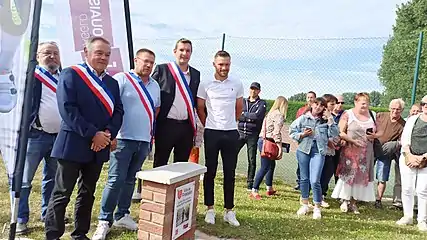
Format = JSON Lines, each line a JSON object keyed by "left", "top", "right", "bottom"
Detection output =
{"left": 166, "top": 118, "right": 189, "bottom": 124}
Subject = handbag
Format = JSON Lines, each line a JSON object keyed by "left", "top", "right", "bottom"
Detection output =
{"left": 260, "top": 116, "right": 280, "bottom": 160}
{"left": 368, "top": 111, "right": 385, "bottom": 158}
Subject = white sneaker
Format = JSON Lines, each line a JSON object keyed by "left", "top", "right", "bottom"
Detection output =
{"left": 223, "top": 211, "right": 240, "bottom": 227}
{"left": 321, "top": 200, "right": 330, "bottom": 208}
{"left": 204, "top": 209, "right": 215, "bottom": 225}
{"left": 313, "top": 207, "right": 322, "bottom": 220}
{"left": 113, "top": 214, "right": 138, "bottom": 231}
{"left": 418, "top": 221, "right": 427, "bottom": 232}
{"left": 340, "top": 201, "right": 349, "bottom": 213}
{"left": 396, "top": 217, "right": 413, "bottom": 226}
{"left": 297, "top": 205, "right": 310, "bottom": 216}
{"left": 92, "top": 221, "right": 111, "bottom": 240}
{"left": 0, "top": 73, "right": 17, "bottom": 113}
{"left": 132, "top": 190, "right": 142, "bottom": 201}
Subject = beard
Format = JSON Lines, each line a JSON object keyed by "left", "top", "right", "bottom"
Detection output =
{"left": 46, "top": 64, "right": 59, "bottom": 73}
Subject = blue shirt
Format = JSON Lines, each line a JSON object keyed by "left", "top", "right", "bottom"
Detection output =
{"left": 113, "top": 71, "right": 160, "bottom": 142}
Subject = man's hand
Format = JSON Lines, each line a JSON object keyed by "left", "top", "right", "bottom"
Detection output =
{"left": 110, "top": 139, "right": 117, "bottom": 151}
{"left": 91, "top": 131, "right": 111, "bottom": 152}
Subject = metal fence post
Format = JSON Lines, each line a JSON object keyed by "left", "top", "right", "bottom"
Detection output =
{"left": 221, "top": 33, "right": 226, "bottom": 50}
{"left": 411, "top": 31, "right": 424, "bottom": 105}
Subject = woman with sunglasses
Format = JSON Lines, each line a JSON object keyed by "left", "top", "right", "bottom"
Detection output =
{"left": 290, "top": 97, "right": 339, "bottom": 219}
{"left": 396, "top": 96, "right": 427, "bottom": 231}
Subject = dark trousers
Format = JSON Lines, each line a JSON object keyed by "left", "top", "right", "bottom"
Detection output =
{"left": 203, "top": 129, "right": 239, "bottom": 209}
{"left": 153, "top": 119, "right": 193, "bottom": 168}
{"left": 45, "top": 159, "right": 103, "bottom": 240}
{"left": 332, "top": 150, "right": 341, "bottom": 183}
{"left": 237, "top": 133, "right": 259, "bottom": 189}
{"left": 320, "top": 155, "right": 335, "bottom": 197}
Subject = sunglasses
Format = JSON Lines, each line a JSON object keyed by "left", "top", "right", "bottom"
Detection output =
{"left": 337, "top": 102, "right": 345, "bottom": 104}
{"left": 421, "top": 102, "right": 427, "bottom": 107}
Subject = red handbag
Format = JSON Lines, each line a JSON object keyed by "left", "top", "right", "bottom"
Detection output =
{"left": 260, "top": 117, "right": 279, "bottom": 160}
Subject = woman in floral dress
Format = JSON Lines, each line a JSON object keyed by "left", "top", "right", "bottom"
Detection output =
{"left": 332, "top": 92, "right": 377, "bottom": 214}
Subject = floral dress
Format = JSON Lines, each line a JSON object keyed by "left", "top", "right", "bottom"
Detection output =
{"left": 331, "top": 109, "right": 376, "bottom": 202}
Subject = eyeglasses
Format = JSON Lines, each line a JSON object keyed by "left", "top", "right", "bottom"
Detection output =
{"left": 337, "top": 102, "right": 345, "bottom": 104}
{"left": 421, "top": 102, "right": 427, "bottom": 107}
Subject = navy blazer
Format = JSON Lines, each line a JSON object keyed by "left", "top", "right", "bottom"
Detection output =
{"left": 51, "top": 65, "right": 124, "bottom": 163}
{"left": 29, "top": 75, "right": 42, "bottom": 128}
{"left": 151, "top": 63, "right": 200, "bottom": 124}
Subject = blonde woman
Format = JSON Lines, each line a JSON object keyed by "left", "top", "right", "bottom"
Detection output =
{"left": 396, "top": 95, "right": 427, "bottom": 231}
{"left": 250, "top": 96, "right": 288, "bottom": 200}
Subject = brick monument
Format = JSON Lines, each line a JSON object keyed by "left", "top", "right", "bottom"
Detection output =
{"left": 136, "top": 162, "right": 207, "bottom": 240}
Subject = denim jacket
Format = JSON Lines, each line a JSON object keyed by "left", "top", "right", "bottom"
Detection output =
{"left": 289, "top": 113, "right": 339, "bottom": 156}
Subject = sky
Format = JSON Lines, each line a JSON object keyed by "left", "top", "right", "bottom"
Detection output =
{"left": 38, "top": 0, "right": 409, "bottom": 99}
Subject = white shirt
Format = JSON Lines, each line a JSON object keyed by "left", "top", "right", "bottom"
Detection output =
{"left": 197, "top": 76, "right": 244, "bottom": 131}
{"left": 38, "top": 70, "right": 61, "bottom": 134}
{"left": 167, "top": 70, "right": 190, "bottom": 120}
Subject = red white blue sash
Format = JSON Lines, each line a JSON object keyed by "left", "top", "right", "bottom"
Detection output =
{"left": 71, "top": 63, "right": 115, "bottom": 116}
{"left": 124, "top": 71, "right": 156, "bottom": 140}
{"left": 34, "top": 66, "right": 58, "bottom": 93}
{"left": 167, "top": 62, "right": 196, "bottom": 135}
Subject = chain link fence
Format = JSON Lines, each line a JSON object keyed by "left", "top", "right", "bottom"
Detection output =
{"left": 136, "top": 35, "right": 399, "bottom": 195}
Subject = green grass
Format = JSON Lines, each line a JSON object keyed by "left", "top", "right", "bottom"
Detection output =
{"left": 0, "top": 151, "right": 423, "bottom": 240}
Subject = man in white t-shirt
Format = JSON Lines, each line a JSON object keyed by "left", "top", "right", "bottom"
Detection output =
{"left": 197, "top": 50, "right": 244, "bottom": 227}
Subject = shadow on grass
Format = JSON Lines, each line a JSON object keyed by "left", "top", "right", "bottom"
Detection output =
{"left": 196, "top": 175, "right": 426, "bottom": 240}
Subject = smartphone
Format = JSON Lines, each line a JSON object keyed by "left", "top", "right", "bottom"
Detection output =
{"left": 366, "top": 128, "right": 373, "bottom": 134}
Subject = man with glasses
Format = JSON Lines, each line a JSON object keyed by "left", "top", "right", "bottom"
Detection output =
{"left": 15, "top": 42, "right": 62, "bottom": 234}
{"left": 374, "top": 99, "right": 406, "bottom": 208}
{"left": 92, "top": 48, "right": 160, "bottom": 240}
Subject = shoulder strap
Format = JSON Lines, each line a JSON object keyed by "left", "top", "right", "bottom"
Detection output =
{"left": 263, "top": 113, "right": 268, "bottom": 138}
{"left": 368, "top": 110, "right": 376, "bottom": 123}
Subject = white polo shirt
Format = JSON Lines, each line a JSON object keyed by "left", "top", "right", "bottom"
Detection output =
{"left": 197, "top": 76, "right": 244, "bottom": 131}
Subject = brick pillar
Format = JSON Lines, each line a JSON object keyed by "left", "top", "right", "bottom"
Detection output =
{"left": 138, "top": 176, "right": 200, "bottom": 240}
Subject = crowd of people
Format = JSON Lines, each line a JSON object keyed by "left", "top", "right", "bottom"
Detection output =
{"left": 4, "top": 35, "right": 427, "bottom": 239}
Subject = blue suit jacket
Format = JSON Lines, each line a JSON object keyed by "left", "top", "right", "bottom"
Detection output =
{"left": 51, "top": 65, "right": 124, "bottom": 163}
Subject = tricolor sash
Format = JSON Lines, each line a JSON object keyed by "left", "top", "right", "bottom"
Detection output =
{"left": 124, "top": 71, "right": 156, "bottom": 141}
{"left": 167, "top": 62, "right": 196, "bottom": 135}
{"left": 34, "top": 66, "right": 58, "bottom": 93}
{"left": 71, "top": 64, "right": 115, "bottom": 116}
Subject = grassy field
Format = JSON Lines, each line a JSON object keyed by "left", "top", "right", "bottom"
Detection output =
{"left": 0, "top": 147, "right": 420, "bottom": 240}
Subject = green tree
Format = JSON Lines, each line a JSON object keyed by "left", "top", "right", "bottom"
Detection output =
{"left": 378, "top": 0, "right": 427, "bottom": 104}
{"left": 289, "top": 92, "right": 306, "bottom": 102}
{"left": 369, "top": 91, "right": 383, "bottom": 107}
{"left": 342, "top": 92, "right": 356, "bottom": 105}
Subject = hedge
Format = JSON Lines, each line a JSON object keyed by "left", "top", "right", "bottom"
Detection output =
{"left": 264, "top": 100, "right": 389, "bottom": 123}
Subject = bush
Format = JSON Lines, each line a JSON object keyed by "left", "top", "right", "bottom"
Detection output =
{"left": 265, "top": 100, "right": 389, "bottom": 123}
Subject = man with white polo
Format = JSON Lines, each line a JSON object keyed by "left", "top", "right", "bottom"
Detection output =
{"left": 197, "top": 50, "right": 244, "bottom": 227}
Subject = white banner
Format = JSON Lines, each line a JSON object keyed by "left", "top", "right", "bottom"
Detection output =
{"left": 0, "top": 0, "right": 35, "bottom": 178}
{"left": 55, "top": 0, "right": 130, "bottom": 75}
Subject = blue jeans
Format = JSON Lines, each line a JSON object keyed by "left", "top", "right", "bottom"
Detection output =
{"left": 99, "top": 139, "right": 150, "bottom": 223}
{"left": 296, "top": 143, "right": 325, "bottom": 204}
{"left": 253, "top": 138, "right": 276, "bottom": 190}
{"left": 18, "top": 128, "right": 57, "bottom": 224}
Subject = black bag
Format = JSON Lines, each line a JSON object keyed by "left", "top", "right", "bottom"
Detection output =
{"left": 368, "top": 111, "right": 385, "bottom": 158}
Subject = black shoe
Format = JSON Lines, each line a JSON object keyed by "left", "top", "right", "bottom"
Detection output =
{"left": 294, "top": 185, "right": 300, "bottom": 191}
{"left": 374, "top": 200, "right": 382, "bottom": 209}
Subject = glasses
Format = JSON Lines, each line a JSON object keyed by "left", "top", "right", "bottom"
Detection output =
{"left": 421, "top": 102, "right": 427, "bottom": 107}
{"left": 337, "top": 102, "right": 345, "bottom": 104}
{"left": 39, "top": 51, "right": 59, "bottom": 56}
